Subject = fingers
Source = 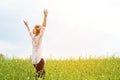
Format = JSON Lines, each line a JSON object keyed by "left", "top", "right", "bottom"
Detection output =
{"left": 23, "top": 20, "right": 28, "bottom": 26}
{"left": 44, "top": 9, "right": 48, "bottom": 16}
{"left": 23, "top": 20, "right": 27, "bottom": 24}
{"left": 44, "top": 9, "right": 48, "bottom": 13}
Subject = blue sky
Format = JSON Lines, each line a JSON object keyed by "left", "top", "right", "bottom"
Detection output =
{"left": 1, "top": 0, "right": 120, "bottom": 59}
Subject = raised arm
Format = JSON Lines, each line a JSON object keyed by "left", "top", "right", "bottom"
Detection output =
{"left": 23, "top": 20, "right": 33, "bottom": 38}
{"left": 23, "top": 21, "right": 30, "bottom": 32}
{"left": 42, "top": 9, "right": 48, "bottom": 27}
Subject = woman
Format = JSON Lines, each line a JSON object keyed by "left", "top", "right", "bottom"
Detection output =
{"left": 23, "top": 9, "right": 48, "bottom": 80}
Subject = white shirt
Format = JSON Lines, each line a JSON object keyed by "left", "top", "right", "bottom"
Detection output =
{"left": 29, "top": 26, "right": 46, "bottom": 64}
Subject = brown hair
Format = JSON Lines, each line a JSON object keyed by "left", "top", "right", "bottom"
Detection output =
{"left": 34, "top": 25, "right": 41, "bottom": 36}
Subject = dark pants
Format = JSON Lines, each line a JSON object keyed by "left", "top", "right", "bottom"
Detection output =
{"left": 33, "top": 58, "right": 45, "bottom": 80}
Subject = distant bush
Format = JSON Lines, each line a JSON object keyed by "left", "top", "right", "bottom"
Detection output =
{"left": 0, "top": 53, "right": 5, "bottom": 60}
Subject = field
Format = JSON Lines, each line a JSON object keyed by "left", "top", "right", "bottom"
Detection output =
{"left": 0, "top": 57, "right": 120, "bottom": 80}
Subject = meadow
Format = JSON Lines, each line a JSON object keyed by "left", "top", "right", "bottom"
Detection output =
{"left": 0, "top": 56, "right": 120, "bottom": 80}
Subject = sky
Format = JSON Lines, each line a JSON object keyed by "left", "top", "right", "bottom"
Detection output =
{"left": 0, "top": 0, "right": 120, "bottom": 59}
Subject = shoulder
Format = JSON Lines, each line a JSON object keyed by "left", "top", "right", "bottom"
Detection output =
{"left": 40, "top": 26, "right": 46, "bottom": 32}
{"left": 41, "top": 26, "right": 46, "bottom": 29}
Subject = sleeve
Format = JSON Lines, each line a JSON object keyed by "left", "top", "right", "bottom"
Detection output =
{"left": 38, "top": 26, "right": 46, "bottom": 38}
{"left": 28, "top": 31, "right": 33, "bottom": 39}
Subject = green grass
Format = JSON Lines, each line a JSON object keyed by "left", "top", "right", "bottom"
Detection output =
{"left": 0, "top": 57, "right": 120, "bottom": 80}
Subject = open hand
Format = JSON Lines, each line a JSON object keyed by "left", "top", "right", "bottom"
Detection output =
{"left": 43, "top": 9, "right": 48, "bottom": 16}
{"left": 23, "top": 20, "right": 28, "bottom": 27}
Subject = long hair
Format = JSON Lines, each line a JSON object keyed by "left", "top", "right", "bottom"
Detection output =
{"left": 34, "top": 25, "right": 41, "bottom": 36}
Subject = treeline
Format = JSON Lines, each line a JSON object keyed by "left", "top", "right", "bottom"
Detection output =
{"left": 0, "top": 53, "right": 5, "bottom": 60}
